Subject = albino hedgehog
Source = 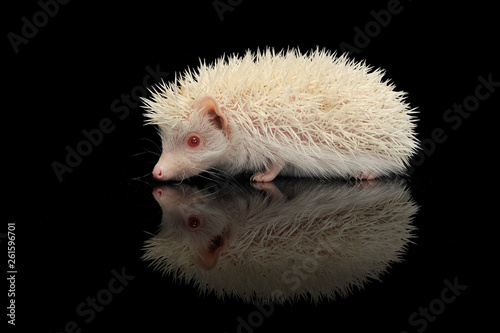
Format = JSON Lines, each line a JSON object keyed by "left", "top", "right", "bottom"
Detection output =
{"left": 143, "top": 48, "right": 418, "bottom": 182}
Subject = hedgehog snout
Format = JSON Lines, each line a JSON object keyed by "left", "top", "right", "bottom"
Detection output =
{"left": 152, "top": 152, "right": 202, "bottom": 181}
{"left": 152, "top": 164, "right": 166, "bottom": 180}
{"left": 153, "top": 161, "right": 181, "bottom": 181}
{"left": 152, "top": 153, "right": 179, "bottom": 181}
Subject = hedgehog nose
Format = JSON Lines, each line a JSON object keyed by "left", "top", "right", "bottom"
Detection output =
{"left": 152, "top": 165, "right": 165, "bottom": 180}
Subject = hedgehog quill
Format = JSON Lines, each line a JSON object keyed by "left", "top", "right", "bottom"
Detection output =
{"left": 143, "top": 48, "right": 418, "bottom": 182}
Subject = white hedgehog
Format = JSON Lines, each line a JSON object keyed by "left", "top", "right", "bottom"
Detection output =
{"left": 142, "top": 180, "right": 418, "bottom": 303}
{"left": 143, "top": 48, "right": 418, "bottom": 182}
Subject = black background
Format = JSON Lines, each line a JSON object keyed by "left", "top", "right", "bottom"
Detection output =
{"left": 4, "top": 0, "right": 498, "bottom": 332}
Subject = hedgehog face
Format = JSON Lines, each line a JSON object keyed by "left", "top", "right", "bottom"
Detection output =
{"left": 152, "top": 184, "right": 231, "bottom": 270}
{"left": 152, "top": 96, "right": 230, "bottom": 181}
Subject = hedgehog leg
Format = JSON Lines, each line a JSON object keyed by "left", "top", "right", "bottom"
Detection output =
{"left": 251, "top": 182, "right": 285, "bottom": 200}
{"left": 251, "top": 163, "right": 283, "bottom": 182}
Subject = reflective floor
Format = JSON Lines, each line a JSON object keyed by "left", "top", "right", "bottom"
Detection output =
{"left": 144, "top": 178, "right": 417, "bottom": 303}
{"left": 17, "top": 172, "right": 493, "bottom": 332}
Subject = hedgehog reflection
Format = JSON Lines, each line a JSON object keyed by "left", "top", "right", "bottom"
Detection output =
{"left": 142, "top": 179, "right": 418, "bottom": 303}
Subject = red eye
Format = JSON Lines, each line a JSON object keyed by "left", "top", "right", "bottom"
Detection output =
{"left": 187, "top": 216, "right": 201, "bottom": 229}
{"left": 187, "top": 135, "right": 200, "bottom": 147}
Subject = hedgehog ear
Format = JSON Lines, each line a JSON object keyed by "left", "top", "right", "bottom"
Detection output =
{"left": 196, "top": 233, "right": 228, "bottom": 270}
{"left": 196, "top": 96, "right": 228, "bottom": 130}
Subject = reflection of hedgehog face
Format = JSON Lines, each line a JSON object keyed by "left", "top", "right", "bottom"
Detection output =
{"left": 144, "top": 180, "right": 418, "bottom": 303}
{"left": 151, "top": 185, "right": 231, "bottom": 270}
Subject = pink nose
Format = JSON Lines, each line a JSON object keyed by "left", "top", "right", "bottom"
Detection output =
{"left": 152, "top": 165, "right": 165, "bottom": 180}
{"left": 152, "top": 187, "right": 164, "bottom": 199}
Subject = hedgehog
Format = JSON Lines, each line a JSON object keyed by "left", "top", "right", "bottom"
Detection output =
{"left": 142, "top": 48, "right": 418, "bottom": 182}
{"left": 142, "top": 179, "right": 418, "bottom": 303}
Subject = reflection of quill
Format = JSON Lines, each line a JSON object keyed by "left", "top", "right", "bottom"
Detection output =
{"left": 143, "top": 179, "right": 418, "bottom": 303}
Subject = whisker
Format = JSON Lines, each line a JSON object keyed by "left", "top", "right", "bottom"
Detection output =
{"left": 130, "top": 171, "right": 156, "bottom": 187}
{"left": 182, "top": 166, "right": 242, "bottom": 198}
{"left": 174, "top": 171, "right": 186, "bottom": 186}
{"left": 207, "top": 167, "right": 238, "bottom": 182}
{"left": 197, "top": 167, "right": 228, "bottom": 182}
{"left": 131, "top": 171, "right": 152, "bottom": 181}
{"left": 131, "top": 149, "right": 160, "bottom": 158}
{"left": 139, "top": 137, "right": 162, "bottom": 152}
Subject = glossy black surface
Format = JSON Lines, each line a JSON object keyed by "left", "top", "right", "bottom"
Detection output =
{"left": 6, "top": 1, "right": 497, "bottom": 332}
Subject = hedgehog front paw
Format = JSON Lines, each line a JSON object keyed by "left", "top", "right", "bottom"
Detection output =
{"left": 251, "top": 182, "right": 284, "bottom": 200}
{"left": 251, "top": 163, "right": 283, "bottom": 182}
